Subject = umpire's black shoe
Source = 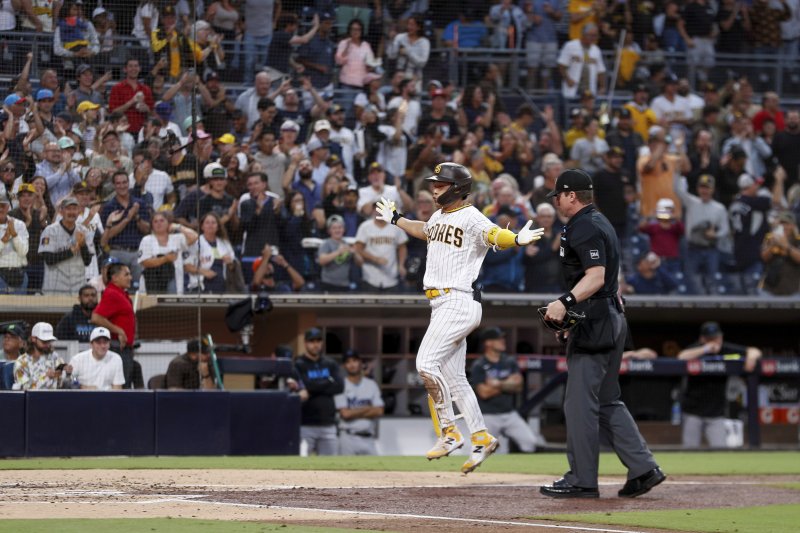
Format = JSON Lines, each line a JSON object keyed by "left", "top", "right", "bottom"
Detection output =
{"left": 618, "top": 467, "right": 666, "bottom": 498}
{"left": 540, "top": 478, "right": 599, "bottom": 499}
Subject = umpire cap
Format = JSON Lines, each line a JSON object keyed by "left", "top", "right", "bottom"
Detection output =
{"left": 546, "top": 169, "right": 594, "bottom": 198}
{"left": 425, "top": 162, "right": 472, "bottom": 206}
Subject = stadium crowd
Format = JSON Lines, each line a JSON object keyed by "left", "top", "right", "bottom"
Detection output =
{"left": 0, "top": 0, "right": 798, "bottom": 297}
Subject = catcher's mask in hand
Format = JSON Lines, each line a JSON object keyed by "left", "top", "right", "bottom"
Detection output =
{"left": 537, "top": 307, "right": 585, "bottom": 332}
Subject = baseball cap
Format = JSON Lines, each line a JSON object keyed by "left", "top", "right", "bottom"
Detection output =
{"left": 4, "top": 94, "right": 26, "bottom": 106}
{"left": 480, "top": 326, "right": 505, "bottom": 342}
{"left": 319, "top": 10, "right": 334, "bottom": 21}
{"left": 57, "top": 136, "right": 76, "bottom": 149}
{"left": 326, "top": 213, "right": 344, "bottom": 228}
{"left": 569, "top": 107, "right": 583, "bottom": 118}
{"left": 581, "top": 90, "right": 594, "bottom": 100}
{"left": 431, "top": 88, "right": 447, "bottom": 98}
{"left": 31, "top": 322, "right": 57, "bottom": 342}
{"left": 618, "top": 107, "right": 632, "bottom": 119}
{"left": 17, "top": 183, "right": 36, "bottom": 195}
{"left": 187, "top": 337, "right": 211, "bottom": 354}
{"left": 326, "top": 154, "right": 342, "bottom": 166}
{"left": 162, "top": 4, "right": 176, "bottom": 16}
{"left": 369, "top": 161, "right": 383, "bottom": 173}
{"left": 183, "top": 115, "right": 203, "bottom": 131}
{"left": 697, "top": 174, "right": 715, "bottom": 188}
{"left": 90, "top": 327, "right": 111, "bottom": 342}
{"left": 608, "top": 145, "right": 625, "bottom": 157}
{"left": 36, "top": 89, "right": 54, "bottom": 101}
{"left": 665, "top": 72, "right": 679, "bottom": 84}
{"left": 777, "top": 211, "right": 797, "bottom": 225}
{"left": 305, "top": 327, "right": 323, "bottom": 341}
{"left": 4, "top": 323, "right": 26, "bottom": 339}
{"left": 154, "top": 101, "right": 173, "bottom": 118}
{"left": 700, "top": 321, "right": 722, "bottom": 338}
{"left": 737, "top": 173, "right": 763, "bottom": 190}
{"left": 545, "top": 168, "right": 593, "bottom": 198}
{"left": 327, "top": 104, "right": 344, "bottom": 115}
{"left": 76, "top": 100, "right": 100, "bottom": 114}
{"left": 203, "top": 162, "right": 227, "bottom": 179}
{"left": 204, "top": 70, "right": 220, "bottom": 83}
{"left": 56, "top": 111, "right": 75, "bottom": 124}
{"left": 343, "top": 348, "right": 361, "bottom": 361}
{"left": 76, "top": 63, "right": 93, "bottom": 75}
{"left": 0, "top": 194, "right": 10, "bottom": 205}
{"left": 92, "top": 6, "right": 106, "bottom": 18}
{"left": 72, "top": 180, "right": 91, "bottom": 193}
{"left": 634, "top": 83, "right": 648, "bottom": 93}
{"left": 275, "top": 345, "right": 293, "bottom": 359}
{"left": 281, "top": 119, "right": 300, "bottom": 132}
{"left": 216, "top": 133, "right": 236, "bottom": 145}
{"left": 313, "top": 119, "right": 331, "bottom": 133}
{"left": 60, "top": 197, "right": 79, "bottom": 207}
{"left": 730, "top": 146, "right": 747, "bottom": 160}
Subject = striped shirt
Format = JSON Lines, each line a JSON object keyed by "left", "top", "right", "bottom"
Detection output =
{"left": 423, "top": 205, "right": 495, "bottom": 292}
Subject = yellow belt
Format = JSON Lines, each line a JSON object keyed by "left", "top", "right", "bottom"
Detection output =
{"left": 424, "top": 288, "right": 451, "bottom": 300}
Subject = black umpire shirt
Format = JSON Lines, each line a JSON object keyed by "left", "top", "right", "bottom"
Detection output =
{"left": 560, "top": 204, "right": 620, "bottom": 298}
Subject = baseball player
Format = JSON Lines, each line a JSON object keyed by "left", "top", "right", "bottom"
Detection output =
{"left": 375, "top": 162, "right": 544, "bottom": 473}
{"left": 335, "top": 350, "right": 385, "bottom": 455}
{"left": 39, "top": 197, "right": 93, "bottom": 294}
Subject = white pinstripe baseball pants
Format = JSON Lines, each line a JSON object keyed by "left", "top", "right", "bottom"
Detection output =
{"left": 416, "top": 290, "right": 486, "bottom": 434}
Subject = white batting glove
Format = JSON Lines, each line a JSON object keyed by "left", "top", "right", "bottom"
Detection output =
{"left": 515, "top": 220, "right": 545, "bottom": 246}
{"left": 375, "top": 196, "right": 401, "bottom": 225}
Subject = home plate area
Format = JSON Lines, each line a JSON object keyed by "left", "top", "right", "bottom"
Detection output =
{"left": 0, "top": 469, "right": 797, "bottom": 532}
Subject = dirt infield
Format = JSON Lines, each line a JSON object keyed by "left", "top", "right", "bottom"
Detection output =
{"left": 1, "top": 469, "right": 798, "bottom": 532}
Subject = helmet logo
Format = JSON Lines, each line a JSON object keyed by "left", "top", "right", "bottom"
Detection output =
{"left": 434, "top": 164, "right": 442, "bottom": 174}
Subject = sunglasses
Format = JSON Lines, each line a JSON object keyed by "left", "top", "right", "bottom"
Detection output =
{"left": 2, "top": 167, "right": 15, "bottom": 172}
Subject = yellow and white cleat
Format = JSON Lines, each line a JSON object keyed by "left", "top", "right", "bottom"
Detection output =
{"left": 461, "top": 431, "right": 499, "bottom": 474}
{"left": 426, "top": 426, "right": 464, "bottom": 460}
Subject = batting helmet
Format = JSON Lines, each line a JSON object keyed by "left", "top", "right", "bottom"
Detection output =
{"left": 425, "top": 163, "right": 472, "bottom": 207}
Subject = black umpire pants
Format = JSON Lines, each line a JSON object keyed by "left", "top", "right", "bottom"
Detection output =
{"left": 563, "top": 299, "right": 659, "bottom": 489}
{"left": 111, "top": 341, "right": 135, "bottom": 389}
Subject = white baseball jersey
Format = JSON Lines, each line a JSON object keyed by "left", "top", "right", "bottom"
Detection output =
{"left": 355, "top": 219, "right": 408, "bottom": 288}
{"left": 335, "top": 376, "right": 384, "bottom": 435}
{"left": 137, "top": 233, "right": 190, "bottom": 294}
{"left": 39, "top": 221, "right": 93, "bottom": 294}
{"left": 423, "top": 205, "right": 496, "bottom": 292}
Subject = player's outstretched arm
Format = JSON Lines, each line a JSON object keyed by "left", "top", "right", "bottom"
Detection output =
{"left": 486, "top": 220, "right": 545, "bottom": 249}
{"left": 375, "top": 197, "right": 427, "bottom": 240}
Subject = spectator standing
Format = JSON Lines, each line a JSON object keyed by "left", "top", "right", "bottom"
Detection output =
{"left": 250, "top": 243, "right": 305, "bottom": 293}
{"left": 606, "top": 108, "right": 644, "bottom": 181}
{"left": 186, "top": 212, "right": 236, "bottom": 293}
{"left": 10, "top": 183, "right": 47, "bottom": 292}
{"left": 760, "top": 211, "right": 800, "bottom": 295}
{"left": 101, "top": 171, "right": 152, "bottom": 282}
{"left": 489, "top": 0, "right": 526, "bottom": 50}
{"left": 750, "top": 0, "right": 791, "bottom": 56}
{"left": 386, "top": 14, "right": 430, "bottom": 83}
{"left": 716, "top": 0, "right": 751, "bottom": 55}
{"left": 729, "top": 173, "right": 774, "bottom": 294}
{"left": 625, "top": 84, "right": 658, "bottom": 142}
{"left": 568, "top": 0, "right": 601, "bottom": 40}
{"left": 130, "top": 152, "right": 174, "bottom": 211}
{"left": 235, "top": 72, "right": 273, "bottom": 130}
{"left": 90, "top": 130, "right": 134, "bottom": 174}
{"left": 442, "top": 10, "right": 488, "bottom": 49}
{"left": 470, "top": 327, "right": 542, "bottom": 453}
{"left": 677, "top": 322, "right": 761, "bottom": 448}
{"left": 138, "top": 212, "right": 197, "bottom": 294}
{"left": 522, "top": 202, "right": 562, "bottom": 293}
{"left": 55, "top": 284, "right": 97, "bottom": 342}
{"left": 318, "top": 214, "right": 356, "bottom": 292}
{"left": 640, "top": 198, "right": 684, "bottom": 274}
{"left": 91, "top": 262, "right": 136, "bottom": 387}
{"left": 678, "top": 0, "right": 717, "bottom": 81}
{"left": 674, "top": 174, "right": 730, "bottom": 294}
{"left": 753, "top": 92, "right": 785, "bottom": 134}
{"left": 53, "top": 0, "right": 100, "bottom": 71}
{"left": 523, "top": 0, "right": 562, "bottom": 91}
{"left": 68, "top": 327, "right": 125, "bottom": 390}
{"left": 354, "top": 213, "right": 408, "bottom": 292}
{"left": 771, "top": 109, "right": 800, "bottom": 190}
{"left": 36, "top": 142, "right": 81, "bottom": 206}
{"left": 108, "top": 59, "right": 154, "bottom": 135}
{"left": 650, "top": 74, "right": 692, "bottom": 128}
{"left": 297, "top": 11, "right": 336, "bottom": 90}
{"left": 335, "top": 19, "right": 375, "bottom": 90}
{"left": 557, "top": 24, "right": 606, "bottom": 100}
{"left": 357, "top": 162, "right": 411, "bottom": 218}
{"left": 327, "top": 104, "right": 356, "bottom": 177}
{"left": 39, "top": 197, "right": 92, "bottom": 294}
{"left": 592, "top": 146, "right": 631, "bottom": 243}
{"left": 242, "top": 0, "right": 278, "bottom": 84}
{"left": 295, "top": 327, "right": 345, "bottom": 456}
{"left": 267, "top": 13, "right": 320, "bottom": 77}
{"left": 335, "top": 349, "right": 384, "bottom": 455}
{"left": 165, "top": 337, "right": 217, "bottom": 389}
{"left": 570, "top": 116, "right": 608, "bottom": 175}
{"left": 239, "top": 172, "right": 280, "bottom": 258}
{"left": 0, "top": 193, "right": 29, "bottom": 294}
{"left": 722, "top": 114, "right": 773, "bottom": 184}
{"left": 13, "top": 322, "right": 65, "bottom": 390}
{"left": 637, "top": 125, "right": 690, "bottom": 218}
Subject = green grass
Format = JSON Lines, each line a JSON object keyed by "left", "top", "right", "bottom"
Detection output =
{"left": 0, "top": 519, "right": 383, "bottom": 533}
{"left": 1, "top": 451, "right": 799, "bottom": 475}
{"left": 540, "top": 504, "right": 800, "bottom": 533}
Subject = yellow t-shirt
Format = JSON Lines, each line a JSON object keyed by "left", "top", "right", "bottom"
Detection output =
{"left": 637, "top": 153, "right": 682, "bottom": 217}
{"left": 625, "top": 103, "right": 658, "bottom": 141}
{"left": 569, "top": 0, "right": 597, "bottom": 40}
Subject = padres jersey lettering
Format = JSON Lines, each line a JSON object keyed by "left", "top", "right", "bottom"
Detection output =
{"left": 423, "top": 206, "right": 496, "bottom": 292}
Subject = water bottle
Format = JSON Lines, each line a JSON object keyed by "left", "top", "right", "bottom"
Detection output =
{"left": 670, "top": 388, "right": 681, "bottom": 426}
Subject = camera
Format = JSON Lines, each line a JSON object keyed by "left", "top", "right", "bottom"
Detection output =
{"left": 255, "top": 291, "right": 273, "bottom": 314}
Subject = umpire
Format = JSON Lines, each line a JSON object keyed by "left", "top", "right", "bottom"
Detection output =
{"left": 539, "top": 169, "right": 665, "bottom": 499}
